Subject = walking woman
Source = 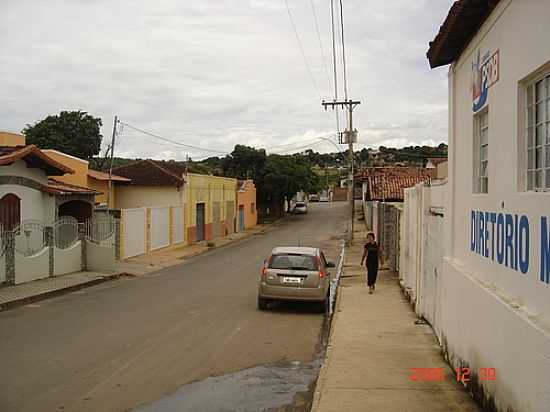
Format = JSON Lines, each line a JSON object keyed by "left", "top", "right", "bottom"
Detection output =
{"left": 360, "top": 232, "right": 381, "bottom": 294}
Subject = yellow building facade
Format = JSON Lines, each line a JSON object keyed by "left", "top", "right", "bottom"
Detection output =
{"left": 183, "top": 173, "right": 238, "bottom": 243}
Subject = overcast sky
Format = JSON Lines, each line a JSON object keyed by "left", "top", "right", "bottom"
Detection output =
{"left": 1, "top": 0, "right": 452, "bottom": 160}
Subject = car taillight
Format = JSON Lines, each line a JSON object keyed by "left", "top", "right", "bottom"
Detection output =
{"left": 261, "top": 256, "right": 271, "bottom": 279}
{"left": 317, "top": 256, "right": 326, "bottom": 278}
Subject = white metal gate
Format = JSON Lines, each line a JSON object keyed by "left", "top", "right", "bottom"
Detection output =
{"left": 172, "top": 206, "right": 184, "bottom": 244}
{"left": 123, "top": 208, "right": 146, "bottom": 258}
{"left": 151, "top": 207, "right": 170, "bottom": 251}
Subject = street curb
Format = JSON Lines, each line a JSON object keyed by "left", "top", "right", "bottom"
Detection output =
{"left": 174, "top": 220, "right": 285, "bottom": 262}
{"left": 0, "top": 273, "right": 124, "bottom": 312}
{"left": 115, "top": 219, "right": 287, "bottom": 277}
{"left": 311, "top": 249, "right": 346, "bottom": 412}
{"left": 311, "top": 279, "right": 344, "bottom": 412}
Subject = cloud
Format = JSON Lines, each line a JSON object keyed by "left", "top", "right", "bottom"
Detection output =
{"left": 0, "top": 0, "right": 454, "bottom": 160}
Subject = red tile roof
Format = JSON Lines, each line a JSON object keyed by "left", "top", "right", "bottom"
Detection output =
{"left": 44, "top": 179, "right": 101, "bottom": 196}
{"left": 111, "top": 159, "right": 185, "bottom": 187}
{"left": 365, "top": 175, "right": 431, "bottom": 201}
{"left": 357, "top": 167, "right": 432, "bottom": 201}
{"left": 356, "top": 166, "right": 432, "bottom": 180}
{"left": 87, "top": 169, "right": 131, "bottom": 182}
{"left": 427, "top": 0, "right": 501, "bottom": 68}
{"left": 0, "top": 145, "right": 74, "bottom": 176}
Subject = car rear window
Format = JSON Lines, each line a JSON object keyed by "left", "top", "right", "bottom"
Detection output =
{"left": 296, "top": 202, "right": 306, "bottom": 207}
{"left": 269, "top": 254, "right": 318, "bottom": 270}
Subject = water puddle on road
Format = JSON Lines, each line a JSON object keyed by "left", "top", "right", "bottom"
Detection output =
{"left": 133, "top": 359, "right": 321, "bottom": 412}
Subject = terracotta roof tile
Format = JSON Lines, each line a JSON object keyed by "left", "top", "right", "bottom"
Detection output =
{"left": 111, "top": 159, "right": 185, "bottom": 186}
{"left": 87, "top": 169, "right": 131, "bottom": 182}
{"left": 356, "top": 167, "right": 432, "bottom": 201}
{"left": 44, "top": 179, "right": 101, "bottom": 196}
{"left": 427, "top": 0, "right": 501, "bottom": 68}
{"left": 0, "top": 145, "right": 74, "bottom": 176}
{"left": 365, "top": 175, "right": 431, "bottom": 201}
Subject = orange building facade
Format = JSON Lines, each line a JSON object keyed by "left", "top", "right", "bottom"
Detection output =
{"left": 236, "top": 180, "right": 257, "bottom": 232}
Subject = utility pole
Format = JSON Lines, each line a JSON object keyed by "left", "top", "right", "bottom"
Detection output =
{"left": 106, "top": 115, "right": 118, "bottom": 210}
{"left": 322, "top": 99, "right": 360, "bottom": 242}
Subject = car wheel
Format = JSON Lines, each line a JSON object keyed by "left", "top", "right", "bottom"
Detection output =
{"left": 258, "top": 296, "right": 269, "bottom": 311}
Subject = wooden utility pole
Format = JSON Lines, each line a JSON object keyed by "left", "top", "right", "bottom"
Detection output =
{"left": 106, "top": 115, "right": 118, "bottom": 209}
{"left": 322, "top": 99, "right": 360, "bottom": 242}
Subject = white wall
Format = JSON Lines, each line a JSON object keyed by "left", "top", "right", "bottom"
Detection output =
{"left": 401, "top": 182, "right": 446, "bottom": 338}
{"left": 14, "top": 248, "right": 49, "bottom": 284}
{"left": 87, "top": 239, "right": 115, "bottom": 272}
{"left": 0, "top": 160, "right": 48, "bottom": 184}
{"left": 429, "top": 1, "right": 550, "bottom": 411}
{"left": 150, "top": 207, "right": 169, "bottom": 250}
{"left": 449, "top": 0, "right": 550, "bottom": 319}
{"left": 53, "top": 242, "right": 82, "bottom": 275}
{"left": 0, "top": 160, "right": 56, "bottom": 223}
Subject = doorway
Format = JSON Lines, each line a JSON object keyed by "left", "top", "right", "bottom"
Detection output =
{"left": 196, "top": 203, "right": 206, "bottom": 241}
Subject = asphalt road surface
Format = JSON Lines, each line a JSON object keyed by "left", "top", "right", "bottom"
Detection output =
{"left": 0, "top": 201, "right": 348, "bottom": 412}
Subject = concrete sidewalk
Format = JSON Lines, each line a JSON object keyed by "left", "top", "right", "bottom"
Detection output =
{"left": 0, "top": 271, "right": 122, "bottom": 311}
{"left": 311, "top": 234, "right": 480, "bottom": 411}
{"left": 115, "top": 223, "right": 275, "bottom": 276}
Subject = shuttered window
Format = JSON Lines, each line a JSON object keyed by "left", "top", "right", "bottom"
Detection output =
{"left": 0, "top": 193, "right": 21, "bottom": 230}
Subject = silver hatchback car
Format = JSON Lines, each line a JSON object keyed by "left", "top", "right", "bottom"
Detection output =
{"left": 258, "top": 246, "right": 335, "bottom": 312}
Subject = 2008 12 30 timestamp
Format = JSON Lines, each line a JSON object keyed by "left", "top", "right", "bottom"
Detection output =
{"left": 409, "top": 367, "right": 496, "bottom": 382}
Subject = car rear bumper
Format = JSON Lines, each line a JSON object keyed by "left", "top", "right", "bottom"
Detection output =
{"left": 258, "top": 283, "right": 327, "bottom": 301}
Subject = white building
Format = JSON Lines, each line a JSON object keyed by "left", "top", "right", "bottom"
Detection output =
{"left": 402, "top": 1, "right": 550, "bottom": 411}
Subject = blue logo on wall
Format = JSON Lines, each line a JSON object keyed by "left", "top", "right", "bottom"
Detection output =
{"left": 472, "top": 50, "right": 499, "bottom": 113}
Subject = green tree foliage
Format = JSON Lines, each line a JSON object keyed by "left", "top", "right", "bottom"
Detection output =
{"left": 222, "top": 145, "right": 267, "bottom": 180}
{"left": 23, "top": 111, "right": 102, "bottom": 160}
{"left": 220, "top": 145, "right": 321, "bottom": 215}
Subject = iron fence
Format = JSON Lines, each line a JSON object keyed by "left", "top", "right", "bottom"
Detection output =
{"left": 13, "top": 220, "right": 47, "bottom": 257}
{"left": 53, "top": 216, "right": 79, "bottom": 249}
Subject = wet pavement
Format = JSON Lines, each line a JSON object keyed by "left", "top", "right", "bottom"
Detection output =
{"left": 133, "top": 303, "right": 332, "bottom": 412}
{"left": 133, "top": 359, "right": 321, "bottom": 412}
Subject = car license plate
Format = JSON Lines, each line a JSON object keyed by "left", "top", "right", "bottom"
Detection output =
{"left": 283, "top": 277, "right": 301, "bottom": 284}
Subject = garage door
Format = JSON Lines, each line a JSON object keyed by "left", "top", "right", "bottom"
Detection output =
{"left": 123, "top": 208, "right": 146, "bottom": 258}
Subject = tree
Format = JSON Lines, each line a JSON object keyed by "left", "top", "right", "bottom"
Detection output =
{"left": 23, "top": 110, "right": 103, "bottom": 160}
{"left": 260, "top": 154, "right": 321, "bottom": 215}
{"left": 222, "top": 145, "right": 266, "bottom": 180}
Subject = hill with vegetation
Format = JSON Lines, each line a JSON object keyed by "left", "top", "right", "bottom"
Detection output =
{"left": 90, "top": 143, "right": 447, "bottom": 216}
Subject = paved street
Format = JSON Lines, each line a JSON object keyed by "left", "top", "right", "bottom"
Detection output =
{"left": 0, "top": 202, "right": 347, "bottom": 412}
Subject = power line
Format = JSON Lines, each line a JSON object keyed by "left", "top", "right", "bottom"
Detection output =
{"left": 270, "top": 135, "right": 343, "bottom": 155}
{"left": 120, "top": 122, "right": 230, "bottom": 155}
{"left": 284, "top": 0, "right": 322, "bottom": 100}
{"left": 309, "top": 0, "right": 333, "bottom": 97}
{"left": 264, "top": 133, "right": 335, "bottom": 150}
{"left": 330, "top": 0, "right": 340, "bottom": 133}
{"left": 339, "top": 0, "right": 349, "bottom": 100}
{"left": 271, "top": 139, "right": 328, "bottom": 154}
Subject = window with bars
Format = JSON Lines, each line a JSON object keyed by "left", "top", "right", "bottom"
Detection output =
{"left": 474, "top": 110, "right": 489, "bottom": 193}
{"left": 526, "top": 74, "right": 550, "bottom": 190}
